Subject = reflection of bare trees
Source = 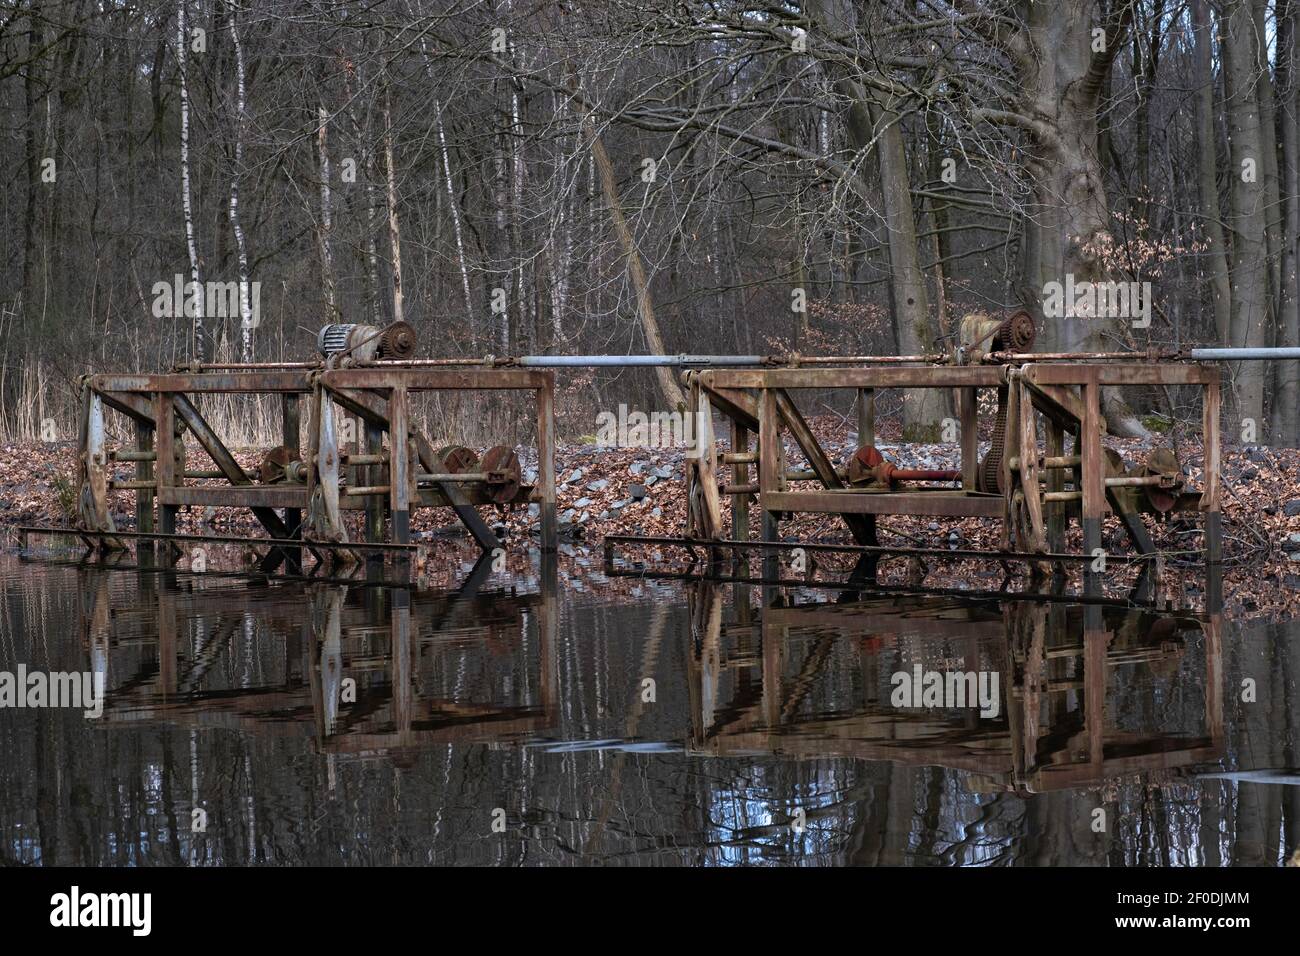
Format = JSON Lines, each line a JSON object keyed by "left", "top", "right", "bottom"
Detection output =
{"left": 0, "top": 560, "right": 1296, "bottom": 864}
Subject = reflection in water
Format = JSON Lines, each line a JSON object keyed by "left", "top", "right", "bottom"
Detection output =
{"left": 0, "top": 556, "right": 1295, "bottom": 866}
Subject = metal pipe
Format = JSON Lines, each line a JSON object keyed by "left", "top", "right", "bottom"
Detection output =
{"left": 373, "top": 352, "right": 948, "bottom": 369}
{"left": 1188, "top": 347, "right": 1300, "bottom": 360}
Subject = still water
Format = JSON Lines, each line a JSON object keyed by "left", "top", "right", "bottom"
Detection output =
{"left": 0, "top": 551, "right": 1296, "bottom": 866}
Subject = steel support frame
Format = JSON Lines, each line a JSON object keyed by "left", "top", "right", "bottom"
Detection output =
{"left": 686, "top": 362, "right": 1222, "bottom": 575}
{"left": 76, "top": 367, "right": 558, "bottom": 561}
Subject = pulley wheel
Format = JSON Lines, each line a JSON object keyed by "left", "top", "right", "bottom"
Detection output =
{"left": 480, "top": 445, "right": 522, "bottom": 504}
{"left": 436, "top": 445, "right": 478, "bottom": 474}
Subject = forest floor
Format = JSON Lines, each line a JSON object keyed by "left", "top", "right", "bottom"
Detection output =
{"left": 2, "top": 414, "right": 1298, "bottom": 619}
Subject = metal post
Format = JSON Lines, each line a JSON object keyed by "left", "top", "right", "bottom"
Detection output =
{"left": 282, "top": 394, "right": 301, "bottom": 537}
{"left": 155, "top": 393, "right": 179, "bottom": 555}
{"left": 536, "top": 377, "right": 557, "bottom": 552}
{"left": 1080, "top": 372, "right": 1104, "bottom": 596}
{"left": 389, "top": 385, "right": 410, "bottom": 545}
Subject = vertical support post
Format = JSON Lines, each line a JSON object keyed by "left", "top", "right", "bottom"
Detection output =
{"left": 155, "top": 393, "right": 179, "bottom": 548}
{"left": 959, "top": 387, "right": 977, "bottom": 492}
{"left": 536, "top": 376, "right": 557, "bottom": 552}
{"left": 758, "top": 387, "right": 781, "bottom": 582}
{"left": 1202, "top": 377, "right": 1222, "bottom": 568}
{"left": 365, "top": 421, "right": 385, "bottom": 543}
{"left": 731, "top": 418, "right": 749, "bottom": 542}
{"left": 134, "top": 419, "right": 155, "bottom": 547}
{"left": 389, "top": 384, "right": 410, "bottom": 545}
{"left": 1045, "top": 418, "right": 1065, "bottom": 553}
{"left": 282, "top": 394, "right": 301, "bottom": 537}
{"left": 1080, "top": 372, "right": 1104, "bottom": 595}
{"left": 856, "top": 387, "right": 875, "bottom": 447}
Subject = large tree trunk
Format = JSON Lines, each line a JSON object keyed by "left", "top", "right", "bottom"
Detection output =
{"left": 1193, "top": 0, "right": 1233, "bottom": 345}
{"left": 1275, "top": 0, "right": 1300, "bottom": 446}
{"left": 1222, "top": 0, "right": 1272, "bottom": 431}
{"left": 1013, "top": 2, "right": 1147, "bottom": 436}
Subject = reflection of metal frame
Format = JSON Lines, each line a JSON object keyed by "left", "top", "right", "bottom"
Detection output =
{"left": 686, "top": 583, "right": 1223, "bottom": 794}
{"left": 79, "top": 569, "right": 559, "bottom": 759}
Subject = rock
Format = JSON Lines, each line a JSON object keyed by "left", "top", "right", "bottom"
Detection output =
{"left": 1289, "top": 552, "right": 1300, "bottom": 563}
{"left": 629, "top": 483, "right": 648, "bottom": 501}
{"left": 927, "top": 522, "right": 940, "bottom": 532}
{"left": 611, "top": 498, "right": 632, "bottom": 510}
{"left": 573, "top": 496, "right": 592, "bottom": 508}
{"left": 651, "top": 465, "right": 673, "bottom": 479}
{"left": 528, "top": 503, "right": 540, "bottom": 518}
{"left": 651, "top": 506, "right": 662, "bottom": 518}
{"left": 565, "top": 468, "right": 584, "bottom": 484}
{"left": 645, "top": 474, "right": 659, "bottom": 487}
{"left": 586, "top": 478, "right": 610, "bottom": 492}
{"left": 630, "top": 461, "right": 647, "bottom": 475}
{"left": 1283, "top": 533, "right": 1300, "bottom": 552}
{"left": 1241, "top": 466, "right": 1259, "bottom": 480}
{"left": 561, "top": 508, "right": 576, "bottom": 523}
{"left": 1285, "top": 500, "right": 1300, "bottom": 517}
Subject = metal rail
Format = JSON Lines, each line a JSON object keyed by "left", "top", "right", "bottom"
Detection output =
{"left": 603, "top": 534, "right": 1152, "bottom": 565}
{"left": 14, "top": 525, "right": 418, "bottom": 552}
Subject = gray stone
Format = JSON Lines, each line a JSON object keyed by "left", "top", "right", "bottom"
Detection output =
{"left": 1284, "top": 500, "right": 1300, "bottom": 517}
{"left": 630, "top": 461, "right": 647, "bottom": 475}
{"left": 629, "top": 483, "right": 648, "bottom": 500}
{"left": 561, "top": 508, "right": 576, "bottom": 523}
{"left": 651, "top": 465, "right": 673, "bottom": 479}
{"left": 566, "top": 468, "right": 584, "bottom": 484}
{"left": 573, "top": 497, "right": 592, "bottom": 508}
{"left": 586, "top": 478, "right": 610, "bottom": 492}
{"left": 645, "top": 474, "right": 659, "bottom": 487}
{"left": 651, "top": 507, "right": 662, "bottom": 518}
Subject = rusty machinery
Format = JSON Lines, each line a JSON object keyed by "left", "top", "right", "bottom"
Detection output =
{"left": 63, "top": 311, "right": 1252, "bottom": 582}
{"left": 680, "top": 310, "right": 1223, "bottom": 582}
{"left": 72, "top": 321, "right": 557, "bottom": 565}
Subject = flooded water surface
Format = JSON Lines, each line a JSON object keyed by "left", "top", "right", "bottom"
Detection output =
{"left": 1, "top": 552, "right": 1297, "bottom": 866}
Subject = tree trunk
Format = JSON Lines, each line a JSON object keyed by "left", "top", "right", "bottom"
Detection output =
{"left": 1276, "top": 0, "right": 1300, "bottom": 446}
{"left": 1222, "top": 0, "right": 1272, "bottom": 431}
{"left": 383, "top": 89, "right": 405, "bottom": 327}
{"left": 1193, "top": 0, "right": 1233, "bottom": 345}
{"left": 584, "top": 117, "right": 685, "bottom": 410}
{"left": 177, "top": 0, "right": 204, "bottom": 361}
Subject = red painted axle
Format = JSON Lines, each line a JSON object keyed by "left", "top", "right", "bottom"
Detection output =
{"left": 848, "top": 445, "right": 961, "bottom": 488}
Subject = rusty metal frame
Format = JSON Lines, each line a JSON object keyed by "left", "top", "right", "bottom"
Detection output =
{"left": 75, "top": 366, "right": 557, "bottom": 565}
{"left": 683, "top": 360, "right": 1222, "bottom": 578}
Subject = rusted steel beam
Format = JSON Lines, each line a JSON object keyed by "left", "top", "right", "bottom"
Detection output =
{"left": 159, "top": 486, "right": 306, "bottom": 508}
{"left": 703, "top": 366, "right": 1004, "bottom": 390}
{"left": 93, "top": 372, "right": 312, "bottom": 393}
{"left": 319, "top": 367, "right": 548, "bottom": 390}
{"left": 1023, "top": 363, "right": 1218, "bottom": 387}
{"left": 95, "top": 389, "right": 154, "bottom": 424}
{"left": 762, "top": 489, "right": 1005, "bottom": 518}
{"left": 171, "top": 394, "right": 291, "bottom": 540}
